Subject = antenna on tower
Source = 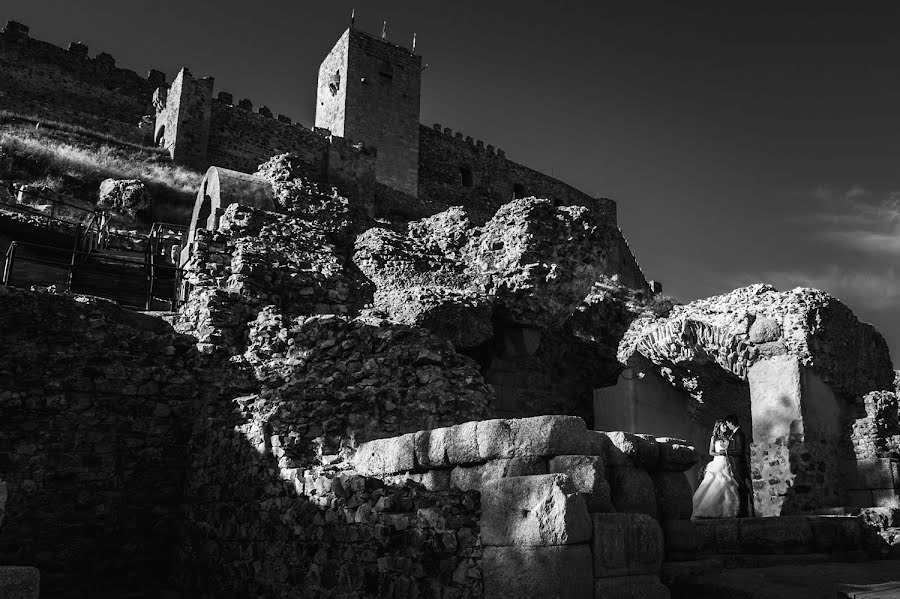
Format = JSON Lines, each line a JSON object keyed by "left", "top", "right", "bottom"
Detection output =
{"left": 382, "top": 20, "right": 387, "bottom": 40}
{"left": 350, "top": 8, "right": 355, "bottom": 28}
{"left": 412, "top": 32, "right": 417, "bottom": 52}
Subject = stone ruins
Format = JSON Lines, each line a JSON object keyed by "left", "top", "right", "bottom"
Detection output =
{"left": 0, "top": 17, "right": 898, "bottom": 599}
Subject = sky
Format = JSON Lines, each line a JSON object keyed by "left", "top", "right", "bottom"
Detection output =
{"left": 5, "top": 1, "right": 900, "bottom": 362}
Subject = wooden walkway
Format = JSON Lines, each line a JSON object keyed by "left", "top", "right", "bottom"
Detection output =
{"left": 838, "top": 582, "right": 900, "bottom": 598}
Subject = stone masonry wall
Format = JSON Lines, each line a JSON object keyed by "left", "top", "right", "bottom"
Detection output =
{"left": 350, "top": 417, "right": 702, "bottom": 599}
{"left": 0, "top": 288, "right": 197, "bottom": 598}
{"left": 0, "top": 21, "right": 161, "bottom": 143}
{"left": 418, "top": 124, "right": 617, "bottom": 226}
{"left": 845, "top": 391, "right": 900, "bottom": 508}
{"left": 342, "top": 28, "right": 421, "bottom": 197}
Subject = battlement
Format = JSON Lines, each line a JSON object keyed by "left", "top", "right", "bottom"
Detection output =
{"left": 430, "top": 122, "right": 506, "bottom": 158}
{"left": 0, "top": 20, "right": 168, "bottom": 89}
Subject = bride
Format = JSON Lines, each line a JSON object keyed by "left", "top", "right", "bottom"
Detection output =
{"left": 692, "top": 419, "right": 741, "bottom": 519}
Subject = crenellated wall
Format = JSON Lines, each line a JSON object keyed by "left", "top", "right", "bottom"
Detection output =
{"left": 418, "top": 123, "right": 617, "bottom": 226}
{"left": 0, "top": 20, "right": 163, "bottom": 143}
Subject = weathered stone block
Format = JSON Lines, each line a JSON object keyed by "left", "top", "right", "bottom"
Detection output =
{"left": 650, "top": 472, "right": 693, "bottom": 520}
{"left": 808, "top": 517, "right": 862, "bottom": 552}
{"left": 475, "top": 415, "right": 591, "bottom": 460}
{"left": 593, "top": 574, "right": 670, "bottom": 599}
{"left": 608, "top": 466, "right": 657, "bottom": 517}
{"left": 738, "top": 516, "right": 813, "bottom": 554}
{"left": 661, "top": 519, "right": 700, "bottom": 561}
{"left": 450, "top": 457, "right": 548, "bottom": 492}
{"left": 713, "top": 519, "right": 741, "bottom": 554}
{"left": 483, "top": 545, "right": 592, "bottom": 599}
{"left": 871, "top": 488, "right": 900, "bottom": 508}
{"left": 0, "top": 567, "right": 40, "bottom": 599}
{"left": 482, "top": 473, "right": 592, "bottom": 546}
{"left": 414, "top": 427, "right": 452, "bottom": 468}
{"left": 655, "top": 438, "right": 700, "bottom": 472}
{"left": 846, "top": 458, "right": 900, "bottom": 490}
{"left": 447, "top": 421, "right": 480, "bottom": 465}
{"left": 605, "top": 432, "right": 658, "bottom": 468}
{"left": 586, "top": 429, "right": 612, "bottom": 459}
{"left": 549, "top": 455, "right": 613, "bottom": 512}
{"left": 592, "top": 513, "right": 663, "bottom": 577}
{"left": 692, "top": 520, "right": 717, "bottom": 554}
{"left": 351, "top": 433, "right": 415, "bottom": 475}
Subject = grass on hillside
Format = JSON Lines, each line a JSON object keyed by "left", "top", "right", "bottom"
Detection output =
{"left": 0, "top": 120, "right": 201, "bottom": 227}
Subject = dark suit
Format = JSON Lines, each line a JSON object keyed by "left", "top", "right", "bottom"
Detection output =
{"left": 725, "top": 427, "right": 753, "bottom": 517}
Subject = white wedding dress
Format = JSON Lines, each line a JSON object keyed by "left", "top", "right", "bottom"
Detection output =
{"left": 691, "top": 439, "right": 740, "bottom": 519}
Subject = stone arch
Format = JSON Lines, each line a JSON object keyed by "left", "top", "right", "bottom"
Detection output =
{"left": 181, "top": 167, "right": 276, "bottom": 265}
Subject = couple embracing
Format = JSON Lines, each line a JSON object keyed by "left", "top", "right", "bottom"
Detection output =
{"left": 692, "top": 414, "right": 755, "bottom": 519}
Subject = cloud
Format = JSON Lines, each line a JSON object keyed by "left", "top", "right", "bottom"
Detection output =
{"left": 727, "top": 266, "right": 900, "bottom": 312}
{"left": 802, "top": 185, "right": 900, "bottom": 255}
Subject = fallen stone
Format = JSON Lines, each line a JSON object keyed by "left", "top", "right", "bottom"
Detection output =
{"left": 651, "top": 472, "right": 693, "bottom": 520}
{"left": 0, "top": 567, "right": 40, "bottom": 599}
{"left": 97, "top": 178, "right": 149, "bottom": 221}
{"left": 593, "top": 574, "right": 670, "bottom": 599}
{"left": 592, "top": 513, "right": 664, "bottom": 577}
{"left": 350, "top": 433, "right": 415, "bottom": 475}
{"left": 482, "top": 473, "right": 592, "bottom": 546}
{"left": 475, "top": 415, "right": 592, "bottom": 460}
{"left": 655, "top": 438, "right": 700, "bottom": 472}
{"left": 549, "top": 455, "right": 614, "bottom": 512}
{"left": 450, "top": 457, "right": 548, "bottom": 492}
{"left": 608, "top": 466, "right": 658, "bottom": 517}
{"left": 483, "top": 545, "right": 592, "bottom": 599}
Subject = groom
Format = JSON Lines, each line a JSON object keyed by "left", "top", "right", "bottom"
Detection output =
{"left": 724, "top": 414, "right": 753, "bottom": 517}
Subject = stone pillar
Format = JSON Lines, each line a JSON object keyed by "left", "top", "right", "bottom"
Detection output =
{"left": 748, "top": 356, "right": 845, "bottom": 516}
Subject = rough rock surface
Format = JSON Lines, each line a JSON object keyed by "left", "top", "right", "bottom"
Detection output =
{"left": 354, "top": 199, "right": 655, "bottom": 350}
{"left": 481, "top": 473, "right": 592, "bottom": 546}
{"left": 484, "top": 546, "right": 592, "bottom": 599}
{"left": 254, "top": 153, "right": 356, "bottom": 236}
{"left": 619, "top": 284, "right": 894, "bottom": 404}
{"left": 464, "top": 199, "right": 647, "bottom": 328}
{"left": 97, "top": 178, "right": 149, "bottom": 221}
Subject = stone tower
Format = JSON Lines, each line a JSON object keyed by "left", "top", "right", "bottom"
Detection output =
{"left": 315, "top": 27, "right": 422, "bottom": 197}
{"left": 153, "top": 68, "right": 213, "bottom": 170}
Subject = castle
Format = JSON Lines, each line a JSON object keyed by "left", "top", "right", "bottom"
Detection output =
{"left": 2, "top": 16, "right": 899, "bottom": 599}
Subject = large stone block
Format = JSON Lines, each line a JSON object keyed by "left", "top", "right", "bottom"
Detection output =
{"left": 655, "top": 438, "right": 700, "bottom": 472}
{"left": 351, "top": 433, "right": 415, "bottom": 475}
{"left": 549, "top": 455, "right": 613, "bottom": 512}
{"left": 414, "top": 426, "right": 452, "bottom": 468}
{"left": 608, "top": 466, "right": 658, "bottom": 517}
{"left": 661, "top": 519, "right": 701, "bottom": 561}
{"left": 0, "top": 567, "right": 40, "bottom": 599}
{"left": 483, "top": 545, "right": 592, "bottom": 599}
{"left": 846, "top": 458, "right": 900, "bottom": 490}
{"left": 482, "top": 473, "right": 592, "bottom": 546}
{"left": 808, "top": 516, "right": 862, "bottom": 552}
{"left": 475, "top": 415, "right": 591, "bottom": 460}
{"left": 604, "top": 432, "right": 658, "bottom": 468}
{"left": 445, "top": 421, "right": 481, "bottom": 465}
{"left": 592, "top": 513, "right": 664, "bottom": 577}
{"left": 450, "top": 457, "right": 548, "bottom": 492}
{"left": 738, "top": 516, "right": 813, "bottom": 554}
{"left": 650, "top": 472, "right": 693, "bottom": 520}
{"left": 593, "top": 574, "right": 670, "bottom": 599}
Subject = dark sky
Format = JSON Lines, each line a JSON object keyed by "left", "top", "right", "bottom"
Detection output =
{"left": 6, "top": 1, "right": 900, "bottom": 363}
